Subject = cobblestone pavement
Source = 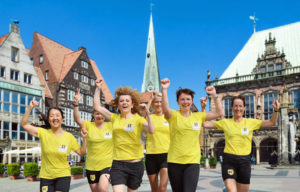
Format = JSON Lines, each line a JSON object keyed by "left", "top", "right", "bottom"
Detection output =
{"left": 1, "top": 164, "right": 300, "bottom": 192}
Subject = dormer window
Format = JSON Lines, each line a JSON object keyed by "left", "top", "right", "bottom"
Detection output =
{"left": 11, "top": 47, "right": 19, "bottom": 62}
{"left": 81, "top": 61, "right": 88, "bottom": 69}
{"left": 40, "top": 55, "right": 44, "bottom": 64}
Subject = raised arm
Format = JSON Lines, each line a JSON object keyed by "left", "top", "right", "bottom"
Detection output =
{"left": 200, "top": 96, "right": 208, "bottom": 112}
{"left": 141, "top": 104, "right": 154, "bottom": 134}
{"left": 202, "top": 121, "right": 217, "bottom": 129}
{"left": 93, "top": 79, "right": 111, "bottom": 121}
{"left": 205, "top": 86, "right": 224, "bottom": 121}
{"left": 161, "top": 78, "right": 172, "bottom": 119}
{"left": 20, "top": 100, "right": 39, "bottom": 137}
{"left": 261, "top": 97, "right": 280, "bottom": 128}
{"left": 73, "top": 89, "right": 84, "bottom": 128}
{"left": 74, "top": 128, "right": 88, "bottom": 157}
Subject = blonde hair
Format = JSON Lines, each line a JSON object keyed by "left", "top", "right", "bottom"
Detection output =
{"left": 110, "top": 86, "right": 141, "bottom": 114}
{"left": 151, "top": 93, "right": 162, "bottom": 108}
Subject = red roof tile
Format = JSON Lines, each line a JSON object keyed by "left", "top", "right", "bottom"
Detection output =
{"left": 59, "top": 50, "right": 83, "bottom": 82}
{"left": 0, "top": 34, "right": 9, "bottom": 46}
{"left": 141, "top": 92, "right": 152, "bottom": 103}
{"left": 34, "top": 66, "right": 53, "bottom": 99}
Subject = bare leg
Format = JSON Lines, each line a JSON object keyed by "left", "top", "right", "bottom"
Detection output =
{"left": 148, "top": 174, "right": 159, "bottom": 192}
{"left": 237, "top": 183, "right": 250, "bottom": 192}
{"left": 113, "top": 184, "right": 125, "bottom": 192}
{"left": 224, "top": 178, "right": 238, "bottom": 192}
{"left": 159, "top": 168, "right": 168, "bottom": 192}
{"left": 98, "top": 174, "right": 110, "bottom": 192}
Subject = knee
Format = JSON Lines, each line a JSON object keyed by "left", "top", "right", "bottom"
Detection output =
{"left": 159, "top": 185, "right": 167, "bottom": 192}
{"left": 99, "top": 186, "right": 109, "bottom": 192}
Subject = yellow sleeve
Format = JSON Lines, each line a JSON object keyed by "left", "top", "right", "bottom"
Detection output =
{"left": 250, "top": 119, "right": 263, "bottom": 130}
{"left": 213, "top": 119, "right": 226, "bottom": 130}
{"left": 166, "top": 109, "right": 177, "bottom": 122}
{"left": 70, "top": 134, "right": 81, "bottom": 151}
{"left": 37, "top": 127, "right": 45, "bottom": 138}
{"left": 84, "top": 120, "right": 90, "bottom": 131}
{"left": 110, "top": 113, "right": 117, "bottom": 122}
{"left": 200, "top": 112, "right": 206, "bottom": 123}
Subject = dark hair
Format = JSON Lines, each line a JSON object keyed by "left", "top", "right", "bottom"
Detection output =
{"left": 176, "top": 88, "right": 195, "bottom": 101}
{"left": 47, "top": 107, "right": 64, "bottom": 119}
{"left": 231, "top": 96, "right": 246, "bottom": 107}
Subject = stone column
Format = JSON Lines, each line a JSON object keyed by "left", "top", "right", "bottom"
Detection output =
{"left": 256, "top": 147, "right": 260, "bottom": 164}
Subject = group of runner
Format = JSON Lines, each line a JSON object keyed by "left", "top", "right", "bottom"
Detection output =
{"left": 20, "top": 77, "right": 280, "bottom": 192}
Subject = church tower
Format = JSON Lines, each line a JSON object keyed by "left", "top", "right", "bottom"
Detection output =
{"left": 141, "top": 12, "right": 161, "bottom": 93}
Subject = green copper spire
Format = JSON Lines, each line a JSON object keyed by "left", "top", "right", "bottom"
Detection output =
{"left": 141, "top": 12, "right": 161, "bottom": 93}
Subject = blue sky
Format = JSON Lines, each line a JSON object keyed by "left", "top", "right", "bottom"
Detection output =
{"left": 1, "top": 0, "right": 300, "bottom": 109}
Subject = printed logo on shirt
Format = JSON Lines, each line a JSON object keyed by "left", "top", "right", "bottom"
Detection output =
{"left": 90, "top": 174, "right": 96, "bottom": 181}
{"left": 124, "top": 123, "right": 134, "bottom": 132}
{"left": 58, "top": 143, "right": 68, "bottom": 153}
{"left": 227, "top": 169, "right": 234, "bottom": 176}
{"left": 163, "top": 121, "right": 169, "bottom": 126}
{"left": 104, "top": 132, "right": 112, "bottom": 139}
{"left": 241, "top": 127, "right": 249, "bottom": 135}
{"left": 192, "top": 122, "right": 200, "bottom": 130}
{"left": 42, "top": 186, "right": 48, "bottom": 192}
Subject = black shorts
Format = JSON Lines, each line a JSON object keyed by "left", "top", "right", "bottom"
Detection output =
{"left": 145, "top": 153, "right": 168, "bottom": 175}
{"left": 110, "top": 160, "right": 144, "bottom": 190}
{"left": 222, "top": 153, "right": 251, "bottom": 184}
{"left": 40, "top": 176, "right": 71, "bottom": 192}
{"left": 86, "top": 167, "right": 111, "bottom": 184}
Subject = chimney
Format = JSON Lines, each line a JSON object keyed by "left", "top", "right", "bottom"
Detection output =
{"left": 78, "top": 46, "right": 86, "bottom": 51}
{"left": 10, "top": 22, "right": 20, "bottom": 34}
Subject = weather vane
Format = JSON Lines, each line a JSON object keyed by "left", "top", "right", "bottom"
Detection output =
{"left": 249, "top": 13, "right": 258, "bottom": 33}
{"left": 150, "top": 1, "right": 155, "bottom": 12}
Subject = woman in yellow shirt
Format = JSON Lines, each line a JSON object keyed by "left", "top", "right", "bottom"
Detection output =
{"left": 145, "top": 91, "right": 170, "bottom": 192}
{"left": 203, "top": 95, "right": 280, "bottom": 192}
{"left": 73, "top": 89, "right": 113, "bottom": 192}
{"left": 160, "top": 78, "right": 223, "bottom": 192}
{"left": 21, "top": 100, "right": 87, "bottom": 192}
{"left": 93, "top": 79, "right": 154, "bottom": 192}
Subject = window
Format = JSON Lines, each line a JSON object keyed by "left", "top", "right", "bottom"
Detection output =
{"left": 45, "top": 70, "right": 49, "bottom": 80}
{"left": 20, "top": 94, "right": 26, "bottom": 114}
{"left": 64, "top": 108, "right": 77, "bottom": 127}
{"left": 224, "top": 98, "right": 232, "bottom": 118}
{"left": 81, "top": 75, "right": 88, "bottom": 83}
{"left": 12, "top": 123, "right": 18, "bottom": 140}
{"left": 24, "top": 73, "right": 32, "bottom": 84}
{"left": 79, "top": 94, "right": 84, "bottom": 104}
{"left": 260, "top": 66, "right": 266, "bottom": 73}
{"left": 293, "top": 90, "right": 300, "bottom": 119}
{"left": 0, "top": 66, "right": 5, "bottom": 77}
{"left": 268, "top": 65, "right": 274, "bottom": 72}
{"left": 80, "top": 111, "right": 92, "bottom": 121}
{"left": 20, "top": 126, "right": 26, "bottom": 140}
{"left": 74, "top": 72, "right": 78, "bottom": 80}
{"left": 67, "top": 90, "right": 75, "bottom": 101}
{"left": 264, "top": 93, "right": 278, "bottom": 120}
{"left": 3, "top": 121, "right": 9, "bottom": 139}
{"left": 244, "top": 95, "right": 255, "bottom": 118}
{"left": 12, "top": 92, "right": 18, "bottom": 113}
{"left": 40, "top": 55, "right": 44, "bottom": 64}
{"left": 86, "top": 96, "right": 93, "bottom": 106}
{"left": 276, "top": 63, "right": 282, "bottom": 70}
{"left": 28, "top": 134, "right": 32, "bottom": 141}
{"left": 11, "top": 47, "right": 19, "bottom": 62}
{"left": 10, "top": 70, "right": 19, "bottom": 81}
{"left": 3, "top": 91, "right": 10, "bottom": 112}
{"left": 91, "top": 79, "right": 95, "bottom": 86}
{"left": 81, "top": 61, "right": 88, "bottom": 69}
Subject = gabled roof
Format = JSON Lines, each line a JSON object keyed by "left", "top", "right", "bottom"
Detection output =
{"left": 0, "top": 34, "right": 9, "bottom": 46}
{"left": 221, "top": 22, "right": 300, "bottom": 79}
{"left": 59, "top": 50, "right": 83, "bottom": 82}
{"left": 34, "top": 66, "right": 53, "bottom": 99}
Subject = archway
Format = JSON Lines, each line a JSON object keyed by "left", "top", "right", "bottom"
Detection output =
{"left": 260, "top": 138, "right": 278, "bottom": 162}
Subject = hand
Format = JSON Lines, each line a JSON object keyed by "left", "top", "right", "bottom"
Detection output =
{"left": 161, "top": 78, "right": 170, "bottom": 89}
{"left": 200, "top": 96, "right": 208, "bottom": 109}
{"left": 74, "top": 89, "right": 81, "bottom": 105}
{"left": 272, "top": 96, "right": 280, "bottom": 111}
{"left": 205, "top": 86, "right": 216, "bottom": 96}
{"left": 95, "top": 78, "right": 103, "bottom": 89}
{"left": 30, "top": 100, "right": 39, "bottom": 108}
{"left": 140, "top": 104, "right": 150, "bottom": 116}
{"left": 150, "top": 90, "right": 159, "bottom": 100}
{"left": 81, "top": 128, "right": 88, "bottom": 138}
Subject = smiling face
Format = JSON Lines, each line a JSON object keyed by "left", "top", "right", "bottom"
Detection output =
{"left": 232, "top": 98, "right": 245, "bottom": 119}
{"left": 118, "top": 95, "right": 133, "bottom": 114}
{"left": 177, "top": 93, "right": 193, "bottom": 112}
{"left": 152, "top": 96, "right": 162, "bottom": 113}
{"left": 93, "top": 110, "right": 105, "bottom": 123}
{"left": 48, "top": 108, "right": 63, "bottom": 129}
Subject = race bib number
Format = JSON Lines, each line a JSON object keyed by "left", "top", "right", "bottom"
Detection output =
{"left": 192, "top": 122, "right": 200, "bottom": 130}
{"left": 104, "top": 132, "right": 112, "bottom": 139}
{"left": 58, "top": 144, "right": 68, "bottom": 153}
{"left": 241, "top": 128, "right": 249, "bottom": 135}
{"left": 163, "top": 121, "right": 169, "bottom": 126}
{"left": 124, "top": 123, "right": 134, "bottom": 132}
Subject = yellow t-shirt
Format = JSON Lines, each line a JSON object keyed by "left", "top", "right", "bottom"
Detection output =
{"left": 38, "top": 128, "right": 80, "bottom": 179}
{"left": 146, "top": 114, "right": 170, "bottom": 154}
{"left": 214, "top": 118, "right": 262, "bottom": 155}
{"left": 110, "top": 113, "right": 146, "bottom": 160}
{"left": 84, "top": 121, "right": 113, "bottom": 171}
{"left": 167, "top": 110, "right": 206, "bottom": 164}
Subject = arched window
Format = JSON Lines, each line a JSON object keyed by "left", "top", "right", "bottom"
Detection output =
{"left": 223, "top": 97, "right": 232, "bottom": 118}
{"left": 263, "top": 92, "right": 278, "bottom": 120}
{"left": 244, "top": 95, "right": 255, "bottom": 118}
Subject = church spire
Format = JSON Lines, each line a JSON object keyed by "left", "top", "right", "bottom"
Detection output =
{"left": 141, "top": 12, "right": 161, "bottom": 93}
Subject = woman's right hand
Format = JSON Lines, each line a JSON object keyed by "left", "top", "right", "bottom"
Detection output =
{"left": 95, "top": 78, "right": 103, "bottom": 89}
{"left": 30, "top": 100, "right": 39, "bottom": 108}
{"left": 74, "top": 89, "right": 81, "bottom": 105}
{"left": 161, "top": 78, "right": 170, "bottom": 89}
{"left": 200, "top": 96, "right": 208, "bottom": 109}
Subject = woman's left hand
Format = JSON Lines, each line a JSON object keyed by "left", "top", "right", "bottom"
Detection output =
{"left": 206, "top": 86, "right": 216, "bottom": 96}
{"left": 81, "top": 128, "right": 88, "bottom": 138}
{"left": 140, "top": 104, "right": 150, "bottom": 116}
{"left": 272, "top": 96, "right": 280, "bottom": 111}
